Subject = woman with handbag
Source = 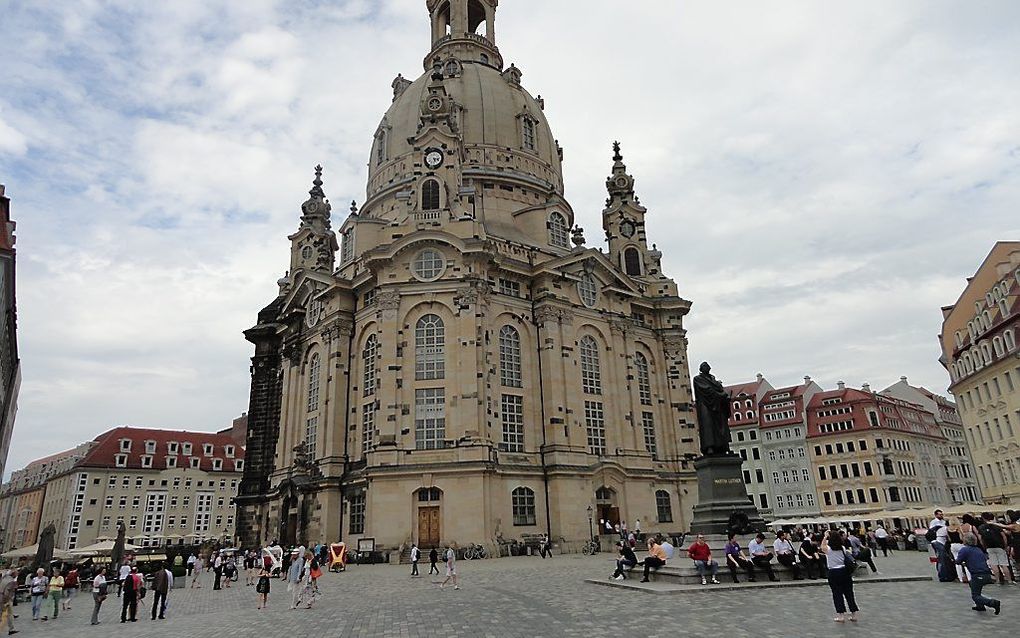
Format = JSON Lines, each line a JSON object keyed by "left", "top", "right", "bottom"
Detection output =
{"left": 820, "top": 530, "right": 860, "bottom": 623}
{"left": 90, "top": 567, "right": 108, "bottom": 626}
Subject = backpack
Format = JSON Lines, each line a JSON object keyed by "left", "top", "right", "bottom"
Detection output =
{"left": 979, "top": 523, "right": 1002, "bottom": 548}
{"left": 924, "top": 526, "right": 939, "bottom": 542}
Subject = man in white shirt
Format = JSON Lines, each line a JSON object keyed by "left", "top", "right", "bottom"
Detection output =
{"left": 928, "top": 509, "right": 951, "bottom": 580}
{"left": 748, "top": 533, "right": 779, "bottom": 581}
{"left": 874, "top": 525, "right": 890, "bottom": 556}
{"left": 773, "top": 530, "right": 803, "bottom": 579}
{"left": 410, "top": 544, "right": 421, "bottom": 577}
{"left": 91, "top": 567, "right": 108, "bottom": 625}
{"left": 117, "top": 562, "right": 131, "bottom": 597}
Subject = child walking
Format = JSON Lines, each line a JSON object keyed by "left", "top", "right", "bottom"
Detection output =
{"left": 255, "top": 567, "right": 270, "bottom": 609}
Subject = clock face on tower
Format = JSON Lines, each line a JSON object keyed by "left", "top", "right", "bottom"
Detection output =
{"left": 620, "top": 220, "right": 635, "bottom": 238}
{"left": 424, "top": 149, "right": 443, "bottom": 170}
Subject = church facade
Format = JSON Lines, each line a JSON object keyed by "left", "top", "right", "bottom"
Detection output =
{"left": 236, "top": 0, "right": 700, "bottom": 551}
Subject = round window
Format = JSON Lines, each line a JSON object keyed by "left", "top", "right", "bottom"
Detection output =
{"left": 301, "top": 246, "right": 313, "bottom": 260}
{"left": 578, "top": 274, "right": 598, "bottom": 308}
{"left": 412, "top": 249, "right": 445, "bottom": 281}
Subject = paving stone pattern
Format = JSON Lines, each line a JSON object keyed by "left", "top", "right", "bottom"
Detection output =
{"left": 8, "top": 552, "right": 1016, "bottom": 638}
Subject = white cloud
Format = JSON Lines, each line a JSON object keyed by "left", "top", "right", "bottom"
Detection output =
{"left": 2, "top": 0, "right": 1019, "bottom": 474}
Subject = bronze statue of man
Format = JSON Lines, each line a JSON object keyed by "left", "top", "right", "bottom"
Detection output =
{"left": 693, "top": 362, "right": 732, "bottom": 456}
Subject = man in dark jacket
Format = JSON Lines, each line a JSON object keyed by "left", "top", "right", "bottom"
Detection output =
{"left": 150, "top": 563, "right": 169, "bottom": 620}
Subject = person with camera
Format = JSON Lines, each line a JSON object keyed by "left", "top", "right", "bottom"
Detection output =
{"left": 820, "top": 530, "right": 859, "bottom": 623}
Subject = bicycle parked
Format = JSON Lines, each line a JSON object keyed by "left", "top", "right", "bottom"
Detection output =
{"left": 581, "top": 537, "right": 601, "bottom": 555}
{"left": 462, "top": 543, "right": 488, "bottom": 560}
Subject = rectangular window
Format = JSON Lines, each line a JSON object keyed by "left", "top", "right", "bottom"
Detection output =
{"left": 752, "top": 448, "right": 760, "bottom": 460}
{"left": 305, "top": 417, "right": 318, "bottom": 458}
{"left": 362, "top": 403, "right": 376, "bottom": 453}
{"left": 500, "top": 394, "right": 525, "bottom": 452}
{"left": 641, "top": 412, "right": 657, "bottom": 459}
{"left": 349, "top": 493, "right": 366, "bottom": 534}
{"left": 743, "top": 469, "right": 751, "bottom": 484}
{"left": 142, "top": 492, "right": 167, "bottom": 535}
{"left": 857, "top": 488, "right": 866, "bottom": 504}
{"left": 758, "top": 493, "right": 768, "bottom": 509}
{"left": 498, "top": 278, "right": 521, "bottom": 297}
{"left": 851, "top": 463, "right": 860, "bottom": 477}
{"left": 522, "top": 117, "right": 536, "bottom": 151}
{"left": 415, "top": 388, "right": 446, "bottom": 450}
{"left": 835, "top": 491, "right": 844, "bottom": 505}
{"left": 194, "top": 492, "right": 213, "bottom": 535}
{"left": 739, "top": 448, "right": 747, "bottom": 460}
{"left": 584, "top": 400, "right": 606, "bottom": 456}
{"left": 182, "top": 443, "right": 192, "bottom": 456}
{"left": 755, "top": 469, "right": 764, "bottom": 483}
{"left": 869, "top": 487, "right": 879, "bottom": 503}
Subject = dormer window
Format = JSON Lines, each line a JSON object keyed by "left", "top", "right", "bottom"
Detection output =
{"left": 225, "top": 445, "right": 235, "bottom": 458}
{"left": 120, "top": 439, "right": 132, "bottom": 453}
{"left": 115, "top": 454, "right": 127, "bottom": 468}
{"left": 234, "top": 460, "right": 244, "bottom": 472}
{"left": 203, "top": 444, "right": 213, "bottom": 457}
{"left": 140, "top": 455, "right": 153, "bottom": 468}
{"left": 182, "top": 442, "right": 192, "bottom": 456}
{"left": 212, "top": 459, "right": 223, "bottom": 471}
{"left": 168, "top": 441, "right": 179, "bottom": 455}
{"left": 144, "top": 440, "right": 156, "bottom": 454}
{"left": 166, "top": 457, "right": 177, "bottom": 469}
{"left": 190, "top": 457, "right": 201, "bottom": 469}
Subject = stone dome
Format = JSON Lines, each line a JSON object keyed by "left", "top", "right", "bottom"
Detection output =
{"left": 366, "top": 60, "right": 563, "bottom": 202}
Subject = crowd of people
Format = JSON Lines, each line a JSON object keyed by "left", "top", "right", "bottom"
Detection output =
{"left": 928, "top": 508, "right": 1020, "bottom": 616}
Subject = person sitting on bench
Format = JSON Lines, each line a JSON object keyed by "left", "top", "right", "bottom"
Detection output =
{"left": 639, "top": 538, "right": 668, "bottom": 582}
{"left": 611, "top": 541, "right": 638, "bottom": 580}
{"left": 748, "top": 533, "right": 779, "bottom": 581}
{"left": 773, "top": 530, "right": 803, "bottom": 579}
{"left": 799, "top": 533, "right": 826, "bottom": 579}
{"left": 724, "top": 533, "right": 756, "bottom": 583}
{"left": 686, "top": 534, "right": 720, "bottom": 585}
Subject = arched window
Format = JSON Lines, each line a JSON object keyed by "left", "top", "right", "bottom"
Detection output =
{"left": 1005, "top": 329, "right": 1016, "bottom": 352}
{"left": 993, "top": 336, "right": 1005, "bottom": 357}
{"left": 415, "top": 314, "right": 445, "bottom": 380}
{"left": 655, "top": 490, "right": 673, "bottom": 523}
{"left": 499, "top": 325, "right": 522, "bottom": 387}
{"left": 624, "top": 247, "right": 642, "bottom": 276}
{"left": 421, "top": 179, "right": 441, "bottom": 210}
{"left": 362, "top": 335, "right": 378, "bottom": 397}
{"left": 578, "top": 274, "right": 598, "bottom": 308}
{"left": 305, "top": 353, "right": 321, "bottom": 457}
{"left": 635, "top": 352, "right": 651, "bottom": 405}
{"left": 745, "top": 400, "right": 753, "bottom": 408}
{"left": 548, "top": 212, "right": 568, "bottom": 248}
{"left": 579, "top": 335, "right": 601, "bottom": 394}
{"left": 511, "top": 487, "right": 536, "bottom": 526}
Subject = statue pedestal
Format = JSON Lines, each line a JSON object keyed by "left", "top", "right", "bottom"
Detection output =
{"left": 689, "top": 454, "right": 766, "bottom": 535}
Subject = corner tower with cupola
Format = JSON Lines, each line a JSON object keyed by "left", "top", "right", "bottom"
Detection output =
{"left": 237, "top": 1, "right": 700, "bottom": 553}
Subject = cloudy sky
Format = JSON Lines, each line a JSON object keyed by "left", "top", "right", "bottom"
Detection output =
{"left": 2, "top": 1, "right": 1018, "bottom": 475}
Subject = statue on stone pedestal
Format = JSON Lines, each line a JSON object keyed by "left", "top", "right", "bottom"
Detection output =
{"left": 693, "top": 361, "right": 732, "bottom": 456}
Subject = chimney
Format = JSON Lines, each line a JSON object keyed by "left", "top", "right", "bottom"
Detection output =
{"left": 900, "top": 376, "right": 907, "bottom": 383}
{"left": 803, "top": 375, "right": 812, "bottom": 384}
{"left": 837, "top": 380, "right": 845, "bottom": 390}
{"left": 756, "top": 373, "right": 763, "bottom": 382}
{"left": 862, "top": 383, "right": 871, "bottom": 393}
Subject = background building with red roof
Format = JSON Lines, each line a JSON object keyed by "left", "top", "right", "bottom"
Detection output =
{"left": 725, "top": 374, "right": 773, "bottom": 516}
{"left": 882, "top": 376, "right": 980, "bottom": 503}
{"left": 758, "top": 377, "right": 823, "bottom": 518}
{"left": 807, "top": 383, "right": 951, "bottom": 517}
{"left": 1, "top": 425, "right": 244, "bottom": 550}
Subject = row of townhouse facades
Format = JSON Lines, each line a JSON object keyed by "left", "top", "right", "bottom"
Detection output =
{"left": 726, "top": 375, "right": 981, "bottom": 522}
{"left": 0, "top": 426, "right": 244, "bottom": 551}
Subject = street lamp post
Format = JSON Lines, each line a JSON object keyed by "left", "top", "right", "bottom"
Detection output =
{"left": 586, "top": 505, "right": 594, "bottom": 542}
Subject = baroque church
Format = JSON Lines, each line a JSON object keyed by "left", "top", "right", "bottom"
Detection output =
{"left": 237, "top": 0, "right": 700, "bottom": 550}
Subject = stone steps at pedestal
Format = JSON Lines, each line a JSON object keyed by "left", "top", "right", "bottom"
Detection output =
{"left": 586, "top": 573, "right": 929, "bottom": 594}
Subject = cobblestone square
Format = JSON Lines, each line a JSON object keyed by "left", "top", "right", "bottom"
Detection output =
{"left": 8, "top": 552, "right": 1016, "bottom": 638}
